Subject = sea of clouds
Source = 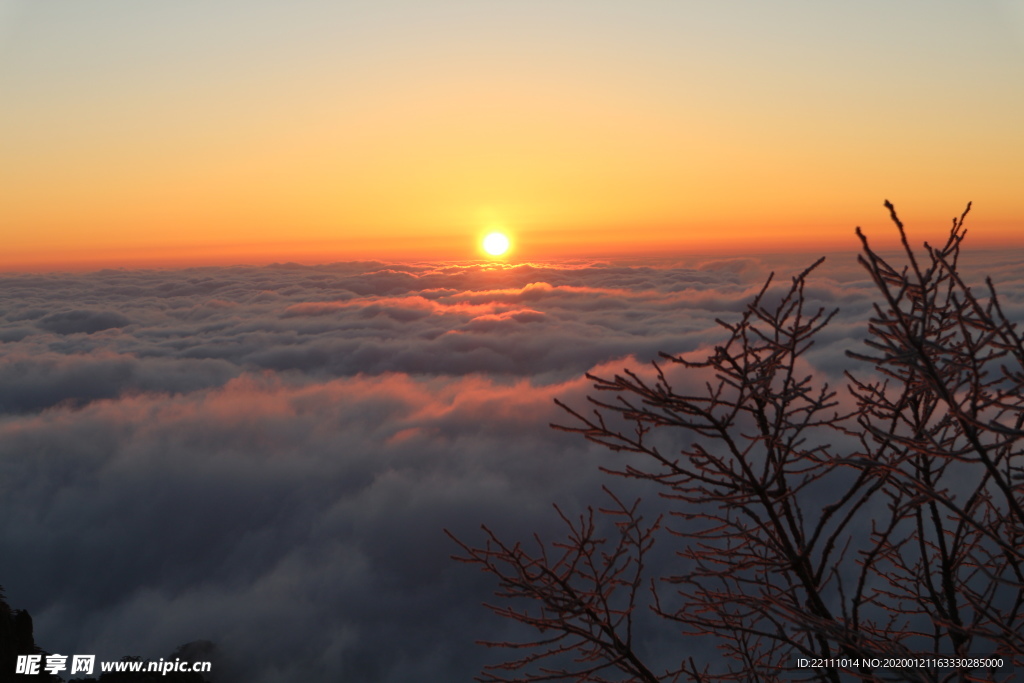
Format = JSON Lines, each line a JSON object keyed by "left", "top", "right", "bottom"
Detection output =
{"left": 2, "top": 244, "right": 1022, "bottom": 682}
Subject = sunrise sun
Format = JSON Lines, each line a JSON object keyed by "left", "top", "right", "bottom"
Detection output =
{"left": 482, "top": 232, "right": 510, "bottom": 257}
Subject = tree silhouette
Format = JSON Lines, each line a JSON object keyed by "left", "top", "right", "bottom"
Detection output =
{"left": 450, "top": 202, "right": 1023, "bottom": 682}
{"left": 1, "top": 585, "right": 50, "bottom": 683}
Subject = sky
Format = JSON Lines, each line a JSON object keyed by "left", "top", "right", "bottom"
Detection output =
{"left": 2, "top": 0, "right": 1023, "bottom": 269}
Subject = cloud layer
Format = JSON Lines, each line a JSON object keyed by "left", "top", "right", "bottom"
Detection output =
{"left": 2, "top": 246, "right": 1021, "bottom": 682}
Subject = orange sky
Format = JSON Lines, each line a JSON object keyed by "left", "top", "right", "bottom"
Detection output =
{"left": 2, "top": 1, "right": 1023, "bottom": 270}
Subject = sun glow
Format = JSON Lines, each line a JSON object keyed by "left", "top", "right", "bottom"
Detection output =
{"left": 482, "top": 232, "right": 511, "bottom": 257}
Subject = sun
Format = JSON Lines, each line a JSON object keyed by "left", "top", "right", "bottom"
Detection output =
{"left": 482, "top": 232, "right": 510, "bottom": 257}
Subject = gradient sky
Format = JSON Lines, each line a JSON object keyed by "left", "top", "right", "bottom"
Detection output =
{"left": 2, "top": 0, "right": 1023, "bottom": 269}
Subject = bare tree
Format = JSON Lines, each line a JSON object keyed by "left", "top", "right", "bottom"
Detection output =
{"left": 449, "top": 202, "right": 1024, "bottom": 682}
